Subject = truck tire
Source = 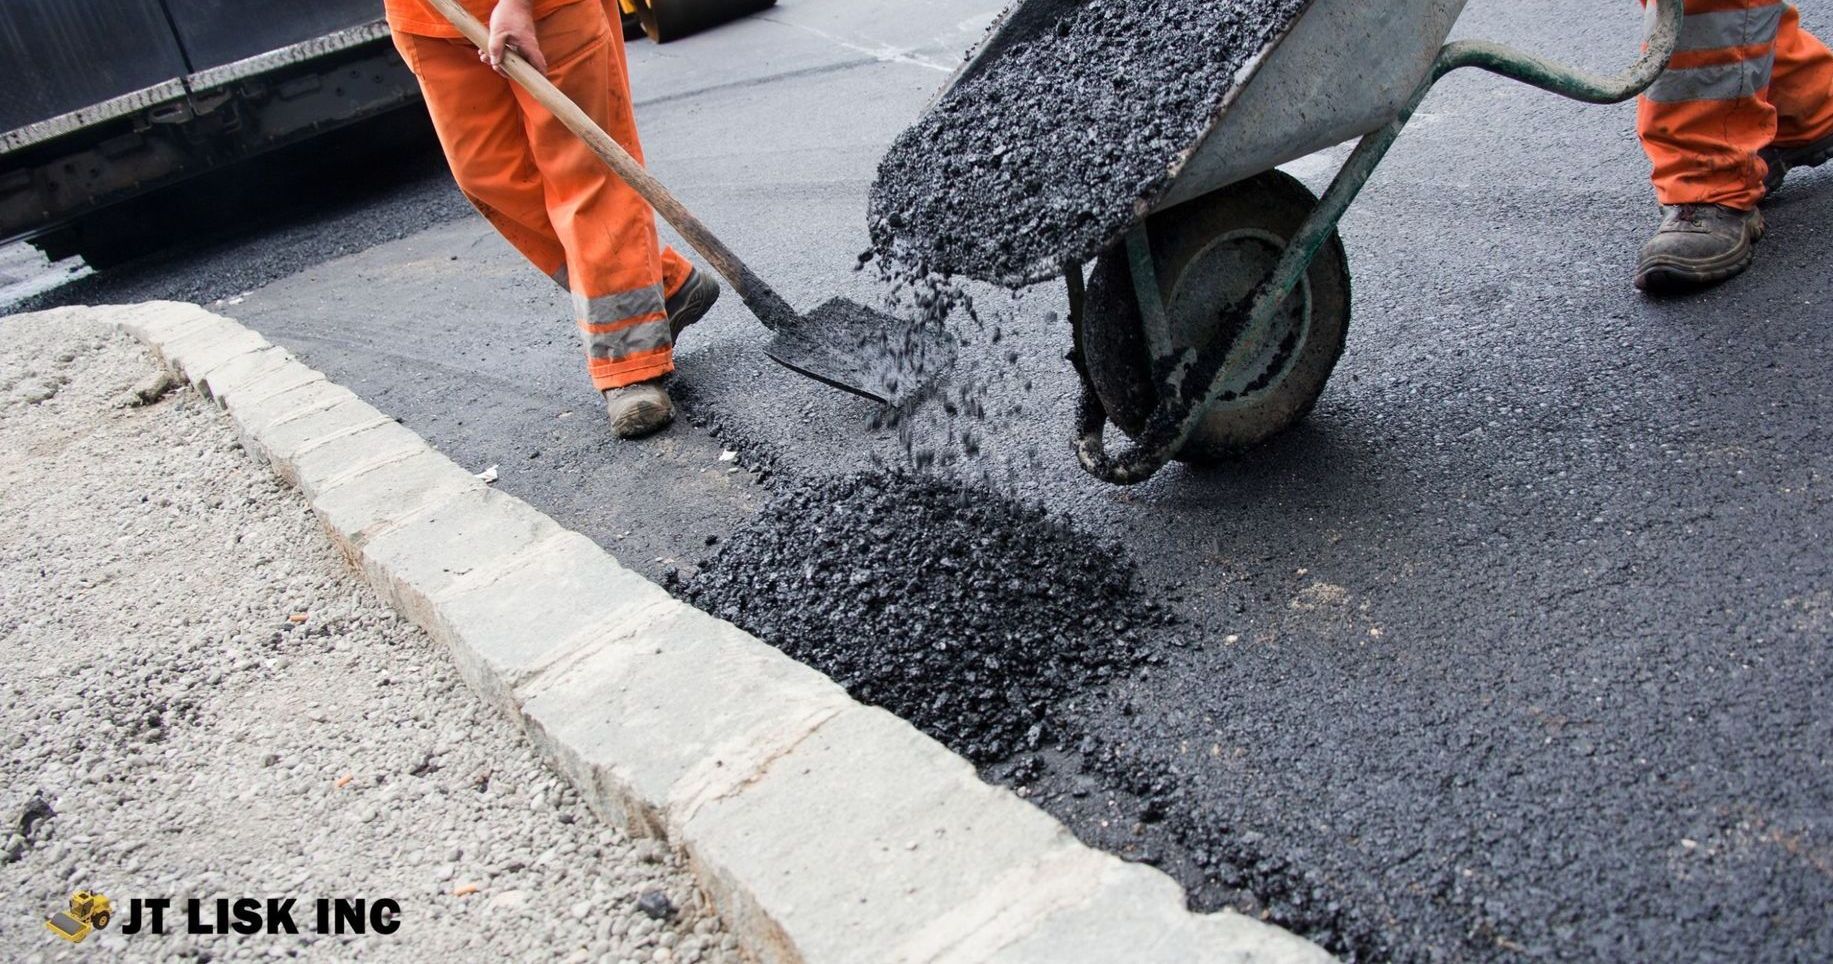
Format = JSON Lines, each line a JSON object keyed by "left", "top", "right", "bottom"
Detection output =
{"left": 30, "top": 212, "right": 153, "bottom": 270}
{"left": 627, "top": 0, "right": 776, "bottom": 43}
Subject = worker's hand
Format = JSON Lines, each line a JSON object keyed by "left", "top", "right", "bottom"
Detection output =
{"left": 484, "top": 0, "right": 547, "bottom": 75}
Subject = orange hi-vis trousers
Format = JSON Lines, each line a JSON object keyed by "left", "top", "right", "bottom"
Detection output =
{"left": 391, "top": 0, "right": 692, "bottom": 391}
{"left": 1638, "top": 0, "right": 1833, "bottom": 210}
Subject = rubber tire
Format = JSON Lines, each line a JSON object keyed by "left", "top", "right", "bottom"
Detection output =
{"left": 42, "top": 213, "right": 153, "bottom": 270}
{"left": 631, "top": 0, "right": 776, "bottom": 43}
{"left": 622, "top": 9, "right": 647, "bottom": 41}
{"left": 1079, "top": 169, "right": 1351, "bottom": 463}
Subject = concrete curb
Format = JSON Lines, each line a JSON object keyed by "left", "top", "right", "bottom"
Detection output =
{"left": 85, "top": 301, "right": 1331, "bottom": 963}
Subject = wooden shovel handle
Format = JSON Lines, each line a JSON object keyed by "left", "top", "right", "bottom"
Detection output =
{"left": 423, "top": 0, "right": 795, "bottom": 328}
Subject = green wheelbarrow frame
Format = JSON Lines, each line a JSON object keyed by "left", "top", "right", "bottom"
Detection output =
{"left": 1070, "top": 0, "right": 1687, "bottom": 485}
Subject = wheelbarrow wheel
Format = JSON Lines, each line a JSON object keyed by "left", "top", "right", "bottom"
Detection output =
{"left": 1078, "top": 169, "right": 1350, "bottom": 463}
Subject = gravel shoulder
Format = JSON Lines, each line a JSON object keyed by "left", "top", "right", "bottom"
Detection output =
{"left": 0, "top": 313, "right": 733, "bottom": 962}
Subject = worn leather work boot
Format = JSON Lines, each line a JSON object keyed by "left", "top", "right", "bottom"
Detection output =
{"left": 1634, "top": 204, "right": 1765, "bottom": 293}
{"left": 1761, "top": 130, "right": 1833, "bottom": 196}
{"left": 604, "top": 381, "right": 674, "bottom": 438}
{"left": 665, "top": 268, "right": 720, "bottom": 340}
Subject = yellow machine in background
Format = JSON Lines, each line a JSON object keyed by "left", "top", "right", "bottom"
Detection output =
{"left": 44, "top": 890, "right": 113, "bottom": 943}
{"left": 618, "top": 0, "right": 776, "bottom": 43}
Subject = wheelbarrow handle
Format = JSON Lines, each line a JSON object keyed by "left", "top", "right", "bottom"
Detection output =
{"left": 1434, "top": 0, "right": 1685, "bottom": 105}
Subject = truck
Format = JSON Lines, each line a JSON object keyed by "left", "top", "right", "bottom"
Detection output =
{"left": 0, "top": 0, "right": 777, "bottom": 269}
{"left": 0, "top": 1, "right": 421, "bottom": 267}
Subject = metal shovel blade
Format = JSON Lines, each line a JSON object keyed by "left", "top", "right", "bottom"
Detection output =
{"left": 763, "top": 298, "right": 956, "bottom": 407}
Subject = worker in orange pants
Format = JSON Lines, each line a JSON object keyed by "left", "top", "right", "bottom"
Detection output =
{"left": 386, "top": 0, "right": 719, "bottom": 436}
{"left": 1635, "top": 0, "right": 1833, "bottom": 292}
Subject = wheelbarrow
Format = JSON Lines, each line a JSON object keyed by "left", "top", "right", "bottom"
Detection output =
{"left": 936, "top": 0, "right": 1685, "bottom": 485}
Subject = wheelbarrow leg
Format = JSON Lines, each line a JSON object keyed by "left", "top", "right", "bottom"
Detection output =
{"left": 1124, "top": 228, "right": 1176, "bottom": 366}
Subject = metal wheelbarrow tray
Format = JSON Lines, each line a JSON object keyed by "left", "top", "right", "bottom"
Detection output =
{"left": 897, "top": 0, "right": 1686, "bottom": 485}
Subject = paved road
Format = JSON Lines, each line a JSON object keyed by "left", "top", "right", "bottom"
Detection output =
{"left": 10, "top": 2, "right": 1830, "bottom": 960}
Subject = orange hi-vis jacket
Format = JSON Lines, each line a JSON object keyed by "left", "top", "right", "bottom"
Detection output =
{"left": 386, "top": 0, "right": 580, "bottom": 39}
{"left": 388, "top": 0, "right": 693, "bottom": 390}
{"left": 1638, "top": 0, "right": 1833, "bottom": 210}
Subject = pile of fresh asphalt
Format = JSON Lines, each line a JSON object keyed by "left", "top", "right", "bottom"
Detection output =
{"left": 869, "top": 0, "right": 1309, "bottom": 282}
{"left": 682, "top": 472, "right": 1167, "bottom": 763}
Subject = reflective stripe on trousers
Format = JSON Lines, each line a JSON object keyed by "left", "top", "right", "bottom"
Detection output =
{"left": 577, "top": 286, "right": 670, "bottom": 361}
{"left": 1645, "top": 2, "right": 1784, "bottom": 103}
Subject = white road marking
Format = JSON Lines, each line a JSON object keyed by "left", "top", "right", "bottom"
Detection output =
{"left": 0, "top": 241, "right": 89, "bottom": 305}
{"left": 757, "top": 8, "right": 1005, "bottom": 74}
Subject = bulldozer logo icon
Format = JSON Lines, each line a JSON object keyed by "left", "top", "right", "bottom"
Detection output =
{"left": 45, "top": 890, "right": 113, "bottom": 944}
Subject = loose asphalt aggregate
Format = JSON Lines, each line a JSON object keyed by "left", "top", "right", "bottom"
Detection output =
{"left": 684, "top": 470, "right": 1161, "bottom": 763}
{"left": 6, "top": 1, "right": 1831, "bottom": 960}
{"left": 871, "top": 0, "right": 1310, "bottom": 283}
{"left": 0, "top": 316, "right": 732, "bottom": 962}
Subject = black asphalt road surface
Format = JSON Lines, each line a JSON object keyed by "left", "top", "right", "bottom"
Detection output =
{"left": 9, "top": 2, "right": 1829, "bottom": 961}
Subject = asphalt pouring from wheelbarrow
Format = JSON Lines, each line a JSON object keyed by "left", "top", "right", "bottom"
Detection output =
{"left": 829, "top": 0, "right": 1315, "bottom": 476}
{"left": 857, "top": 0, "right": 1329, "bottom": 481}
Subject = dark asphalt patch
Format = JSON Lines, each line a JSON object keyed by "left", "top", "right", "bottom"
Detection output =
{"left": 869, "top": 0, "right": 1308, "bottom": 283}
{"left": 985, "top": 739, "right": 1395, "bottom": 961}
{"left": 1073, "top": 736, "right": 1391, "bottom": 961}
{"left": 2, "top": 110, "right": 471, "bottom": 316}
{"left": 682, "top": 471, "right": 1166, "bottom": 762}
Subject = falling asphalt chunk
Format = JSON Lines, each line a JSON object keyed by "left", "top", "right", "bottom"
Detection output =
{"left": 869, "top": 0, "right": 1310, "bottom": 284}
{"left": 636, "top": 890, "right": 676, "bottom": 921}
{"left": 684, "top": 471, "right": 1167, "bottom": 763}
{"left": 3, "top": 794, "right": 54, "bottom": 864}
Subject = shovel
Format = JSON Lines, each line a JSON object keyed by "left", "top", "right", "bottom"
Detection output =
{"left": 425, "top": 0, "right": 946, "bottom": 405}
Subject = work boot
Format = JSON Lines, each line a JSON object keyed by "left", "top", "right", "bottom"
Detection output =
{"left": 666, "top": 268, "right": 720, "bottom": 340}
{"left": 1761, "top": 131, "right": 1833, "bottom": 196}
{"left": 604, "top": 381, "right": 674, "bottom": 438}
{"left": 1634, "top": 204, "right": 1765, "bottom": 294}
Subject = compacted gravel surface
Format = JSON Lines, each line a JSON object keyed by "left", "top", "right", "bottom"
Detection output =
{"left": 0, "top": 313, "right": 733, "bottom": 962}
